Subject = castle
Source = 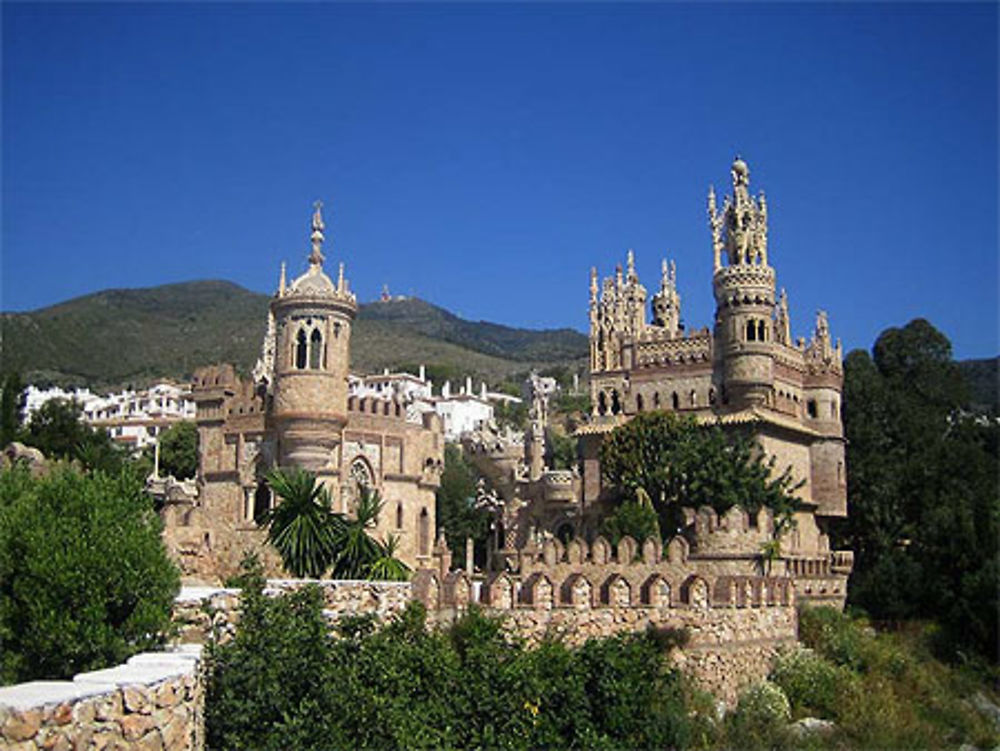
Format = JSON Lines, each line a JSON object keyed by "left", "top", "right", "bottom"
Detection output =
{"left": 578, "top": 158, "right": 847, "bottom": 563}
{"left": 161, "top": 203, "right": 444, "bottom": 580}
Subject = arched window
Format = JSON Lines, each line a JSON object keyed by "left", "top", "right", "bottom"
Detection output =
{"left": 807, "top": 399, "right": 818, "bottom": 418}
{"left": 671, "top": 392, "right": 679, "bottom": 410}
{"left": 689, "top": 390, "right": 697, "bottom": 407}
{"left": 295, "top": 329, "right": 308, "bottom": 369}
{"left": 346, "top": 458, "right": 374, "bottom": 513}
{"left": 653, "top": 392, "right": 661, "bottom": 409}
{"left": 757, "top": 320, "right": 766, "bottom": 342}
{"left": 418, "top": 508, "right": 430, "bottom": 555}
{"left": 636, "top": 394, "right": 644, "bottom": 413}
{"left": 611, "top": 390, "right": 621, "bottom": 415}
{"left": 396, "top": 502, "right": 404, "bottom": 529}
{"left": 746, "top": 319, "right": 756, "bottom": 341}
{"left": 598, "top": 392, "right": 607, "bottom": 415}
{"left": 310, "top": 328, "right": 323, "bottom": 369}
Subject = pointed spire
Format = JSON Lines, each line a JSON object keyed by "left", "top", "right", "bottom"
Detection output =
{"left": 626, "top": 249, "right": 636, "bottom": 280}
{"left": 278, "top": 261, "right": 287, "bottom": 296}
{"left": 309, "top": 200, "right": 326, "bottom": 267}
{"left": 589, "top": 267, "right": 598, "bottom": 303}
{"left": 661, "top": 258, "right": 669, "bottom": 287}
{"left": 337, "top": 262, "right": 345, "bottom": 292}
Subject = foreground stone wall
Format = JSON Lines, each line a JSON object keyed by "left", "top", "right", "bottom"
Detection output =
{"left": 172, "top": 573, "right": 795, "bottom": 707}
{"left": 0, "top": 646, "right": 203, "bottom": 751}
{"left": 172, "top": 579, "right": 413, "bottom": 644}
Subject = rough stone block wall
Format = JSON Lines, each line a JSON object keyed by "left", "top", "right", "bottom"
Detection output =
{"left": 0, "top": 646, "right": 203, "bottom": 751}
{"left": 172, "top": 580, "right": 413, "bottom": 644}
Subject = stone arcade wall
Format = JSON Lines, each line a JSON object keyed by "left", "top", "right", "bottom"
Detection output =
{"left": 412, "top": 563, "right": 797, "bottom": 706}
{"left": 0, "top": 646, "right": 203, "bottom": 751}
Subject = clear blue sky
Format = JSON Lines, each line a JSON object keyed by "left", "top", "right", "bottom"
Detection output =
{"left": 3, "top": 3, "right": 997, "bottom": 360}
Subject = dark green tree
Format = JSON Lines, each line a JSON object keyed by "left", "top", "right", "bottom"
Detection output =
{"left": 841, "top": 319, "right": 998, "bottom": 660}
{"left": 154, "top": 420, "right": 198, "bottom": 480}
{"left": 0, "top": 373, "right": 25, "bottom": 446}
{"left": 22, "top": 398, "right": 126, "bottom": 473}
{"left": 546, "top": 428, "right": 579, "bottom": 471}
{"left": 600, "top": 412, "right": 801, "bottom": 538}
{"left": 434, "top": 444, "right": 489, "bottom": 567}
{"left": 0, "top": 464, "right": 180, "bottom": 683}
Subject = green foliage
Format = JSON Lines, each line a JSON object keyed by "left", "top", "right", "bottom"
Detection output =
{"left": 727, "top": 681, "right": 792, "bottom": 749}
{"left": 780, "top": 607, "right": 1000, "bottom": 750}
{"left": 259, "top": 467, "right": 345, "bottom": 579}
{"left": 842, "top": 318, "right": 999, "bottom": 661}
{"left": 600, "top": 489, "right": 661, "bottom": 545}
{"left": 22, "top": 397, "right": 128, "bottom": 473}
{"left": 600, "top": 412, "right": 801, "bottom": 538}
{"left": 552, "top": 391, "right": 591, "bottom": 415}
{"left": 545, "top": 428, "right": 578, "bottom": 471}
{"left": 0, "top": 372, "right": 25, "bottom": 446}
{"left": 0, "top": 464, "right": 180, "bottom": 683}
{"left": 205, "top": 592, "right": 693, "bottom": 750}
{"left": 494, "top": 398, "right": 529, "bottom": 430}
{"left": 152, "top": 420, "right": 198, "bottom": 480}
{"left": 260, "top": 468, "right": 410, "bottom": 581}
{"left": 434, "top": 444, "right": 489, "bottom": 567}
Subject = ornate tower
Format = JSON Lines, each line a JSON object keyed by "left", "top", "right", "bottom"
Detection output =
{"left": 269, "top": 202, "right": 358, "bottom": 471}
{"left": 650, "top": 258, "right": 681, "bottom": 335}
{"left": 710, "top": 158, "right": 776, "bottom": 407}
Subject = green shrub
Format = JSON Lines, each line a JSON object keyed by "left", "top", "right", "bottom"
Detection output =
{"left": 770, "top": 646, "right": 854, "bottom": 718}
{"left": 205, "top": 582, "right": 693, "bottom": 750}
{"left": 728, "top": 681, "right": 792, "bottom": 749}
{"left": 0, "top": 464, "right": 180, "bottom": 684}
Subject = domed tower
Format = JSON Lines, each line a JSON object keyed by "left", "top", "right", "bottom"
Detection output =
{"left": 709, "top": 158, "right": 776, "bottom": 407}
{"left": 270, "top": 202, "right": 357, "bottom": 471}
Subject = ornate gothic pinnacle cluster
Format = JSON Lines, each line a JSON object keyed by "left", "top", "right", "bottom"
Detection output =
{"left": 708, "top": 158, "right": 769, "bottom": 272}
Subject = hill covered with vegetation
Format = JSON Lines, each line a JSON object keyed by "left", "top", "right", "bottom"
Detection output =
{"left": 0, "top": 281, "right": 588, "bottom": 389}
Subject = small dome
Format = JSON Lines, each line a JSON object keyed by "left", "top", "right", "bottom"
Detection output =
{"left": 287, "top": 264, "right": 337, "bottom": 296}
{"left": 732, "top": 157, "right": 749, "bottom": 177}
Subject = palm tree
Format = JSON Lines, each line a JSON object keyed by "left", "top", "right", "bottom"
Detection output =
{"left": 259, "top": 467, "right": 345, "bottom": 578}
{"left": 366, "top": 534, "right": 411, "bottom": 582}
{"left": 332, "top": 484, "right": 385, "bottom": 579}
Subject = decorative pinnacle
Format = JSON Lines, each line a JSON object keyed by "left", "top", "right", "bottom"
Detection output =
{"left": 309, "top": 200, "right": 326, "bottom": 267}
{"left": 278, "top": 261, "right": 287, "bottom": 295}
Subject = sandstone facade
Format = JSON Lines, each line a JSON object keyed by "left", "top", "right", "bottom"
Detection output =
{"left": 160, "top": 204, "right": 443, "bottom": 582}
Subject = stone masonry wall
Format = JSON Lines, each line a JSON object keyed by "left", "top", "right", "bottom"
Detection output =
{"left": 172, "top": 579, "right": 413, "bottom": 644}
{"left": 0, "top": 646, "right": 203, "bottom": 751}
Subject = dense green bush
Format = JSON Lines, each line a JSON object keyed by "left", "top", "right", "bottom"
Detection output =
{"left": 726, "top": 681, "right": 791, "bottom": 749}
{"left": 770, "top": 646, "right": 855, "bottom": 718}
{"left": 0, "top": 464, "right": 180, "bottom": 684}
{"left": 206, "top": 571, "right": 692, "bottom": 750}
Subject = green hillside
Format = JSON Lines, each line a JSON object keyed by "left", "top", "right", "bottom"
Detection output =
{"left": 0, "top": 281, "right": 588, "bottom": 389}
{"left": 957, "top": 356, "right": 999, "bottom": 412}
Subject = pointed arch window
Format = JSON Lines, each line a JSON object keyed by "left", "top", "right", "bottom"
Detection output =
{"left": 418, "top": 508, "right": 430, "bottom": 556}
{"left": 757, "top": 320, "right": 767, "bottom": 342}
{"left": 746, "top": 319, "right": 756, "bottom": 342}
{"left": 636, "top": 394, "right": 644, "bottom": 413}
{"left": 671, "top": 392, "right": 679, "bottom": 410}
{"left": 295, "top": 329, "right": 308, "bottom": 369}
{"left": 310, "top": 328, "right": 323, "bottom": 369}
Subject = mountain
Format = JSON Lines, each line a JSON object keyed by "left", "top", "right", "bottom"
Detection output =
{"left": 0, "top": 281, "right": 588, "bottom": 389}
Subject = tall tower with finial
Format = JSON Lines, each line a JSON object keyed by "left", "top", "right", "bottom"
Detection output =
{"left": 270, "top": 201, "right": 358, "bottom": 471}
{"left": 709, "top": 158, "right": 776, "bottom": 407}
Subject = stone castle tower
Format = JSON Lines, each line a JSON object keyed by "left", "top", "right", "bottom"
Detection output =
{"left": 268, "top": 202, "right": 357, "bottom": 475}
{"left": 584, "top": 158, "right": 847, "bottom": 566}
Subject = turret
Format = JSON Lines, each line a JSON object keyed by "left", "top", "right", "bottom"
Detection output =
{"left": 270, "top": 202, "right": 358, "bottom": 470}
{"left": 650, "top": 258, "right": 681, "bottom": 335}
{"left": 710, "top": 158, "right": 776, "bottom": 407}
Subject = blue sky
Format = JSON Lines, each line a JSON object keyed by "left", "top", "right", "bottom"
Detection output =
{"left": 3, "top": 3, "right": 997, "bottom": 360}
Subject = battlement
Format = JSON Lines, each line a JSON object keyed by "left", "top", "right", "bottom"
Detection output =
{"left": 191, "top": 364, "right": 239, "bottom": 394}
{"left": 347, "top": 395, "right": 407, "bottom": 421}
{"left": 687, "top": 505, "right": 774, "bottom": 556}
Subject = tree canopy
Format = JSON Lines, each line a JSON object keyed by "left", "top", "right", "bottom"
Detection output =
{"left": 840, "top": 318, "right": 998, "bottom": 661}
{"left": 22, "top": 398, "right": 127, "bottom": 473}
{"left": 0, "top": 464, "right": 180, "bottom": 683}
{"left": 600, "top": 412, "right": 801, "bottom": 538}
